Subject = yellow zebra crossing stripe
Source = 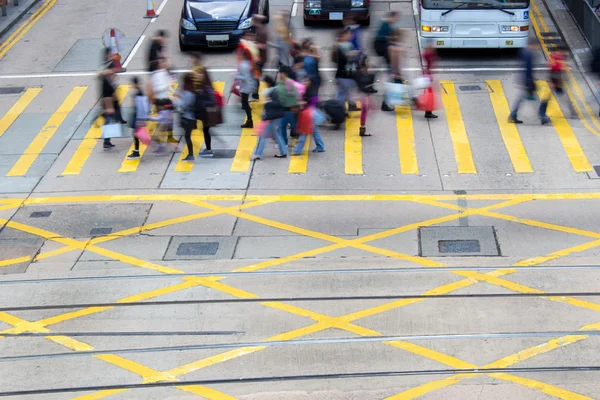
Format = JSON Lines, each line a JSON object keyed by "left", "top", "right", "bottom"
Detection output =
{"left": 345, "top": 108, "right": 363, "bottom": 175}
{"left": 396, "top": 105, "right": 419, "bottom": 174}
{"left": 537, "top": 81, "right": 592, "bottom": 172}
{"left": 0, "top": 88, "right": 42, "bottom": 138}
{"left": 231, "top": 83, "right": 265, "bottom": 172}
{"left": 288, "top": 134, "right": 310, "bottom": 173}
{"left": 487, "top": 80, "right": 533, "bottom": 173}
{"left": 62, "top": 85, "right": 130, "bottom": 176}
{"left": 7, "top": 86, "right": 87, "bottom": 177}
{"left": 440, "top": 81, "right": 477, "bottom": 174}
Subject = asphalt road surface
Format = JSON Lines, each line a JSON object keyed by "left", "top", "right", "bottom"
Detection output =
{"left": 0, "top": 0, "right": 600, "bottom": 399}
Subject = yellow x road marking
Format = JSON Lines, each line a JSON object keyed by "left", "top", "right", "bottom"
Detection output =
{"left": 2, "top": 195, "right": 600, "bottom": 399}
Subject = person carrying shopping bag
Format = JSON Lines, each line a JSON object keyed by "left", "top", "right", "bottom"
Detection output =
{"left": 127, "top": 77, "right": 151, "bottom": 160}
{"left": 292, "top": 77, "right": 325, "bottom": 155}
{"left": 172, "top": 73, "right": 198, "bottom": 162}
{"left": 236, "top": 51, "right": 259, "bottom": 129}
{"left": 252, "top": 76, "right": 288, "bottom": 160}
{"left": 382, "top": 29, "right": 405, "bottom": 112}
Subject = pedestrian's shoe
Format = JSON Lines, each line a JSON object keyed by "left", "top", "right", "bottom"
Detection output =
{"left": 103, "top": 142, "right": 115, "bottom": 151}
{"left": 252, "top": 93, "right": 259, "bottom": 100}
{"left": 541, "top": 117, "right": 551, "bottom": 125}
{"left": 154, "top": 145, "right": 167, "bottom": 156}
{"left": 274, "top": 154, "right": 288, "bottom": 158}
{"left": 424, "top": 112, "right": 438, "bottom": 119}
{"left": 348, "top": 104, "right": 361, "bottom": 112}
{"left": 182, "top": 154, "right": 195, "bottom": 162}
{"left": 381, "top": 103, "right": 395, "bottom": 112}
{"left": 359, "top": 126, "right": 372, "bottom": 137}
{"left": 199, "top": 150, "right": 214, "bottom": 157}
{"left": 251, "top": 155, "right": 261, "bottom": 161}
{"left": 118, "top": 118, "right": 127, "bottom": 124}
{"left": 312, "top": 148, "right": 325, "bottom": 153}
{"left": 508, "top": 116, "right": 523, "bottom": 124}
{"left": 241, "top": 121, "right": 254, "bottom": 129}
{"left": 126, "top": 151, "right": 140, "bottom": 160}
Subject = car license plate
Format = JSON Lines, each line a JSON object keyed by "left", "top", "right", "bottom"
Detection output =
{"left": 329, "top": 12, "right": 343, "bottom": 20}
{"left": 207, "top": 35, "right": 229, "bottom": 41}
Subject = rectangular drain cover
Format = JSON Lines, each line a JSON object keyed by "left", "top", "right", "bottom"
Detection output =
{"left": 90, "top": 228, "right": 113, "bottom": 236}
{"left": 0, "top": 87, "right": 25, "bottom": 95}
{"left": 439, "top": 240, "right": 481, "bottom": 253}
{"left": 177, "top": 242, "right": 219, "bottom": 256}
{"left": 30, "top": 211, "right": 52, "bottom": 218}
{"left": 211, "top": 149, "right": 237, "bottom": 159}
{"left": 459, "top": 85, "right": 481, "bottom": 91}
{"left": 420, "top": 226, "right": 499, "bottom": 257}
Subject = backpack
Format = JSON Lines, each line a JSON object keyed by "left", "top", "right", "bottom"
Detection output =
{"left": 194, "top": 87, "right": 215, "bottom": 120}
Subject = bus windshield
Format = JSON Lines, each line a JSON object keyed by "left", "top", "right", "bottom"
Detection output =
{"left": 422, "top": 0, "right": 530, "bottom": 10}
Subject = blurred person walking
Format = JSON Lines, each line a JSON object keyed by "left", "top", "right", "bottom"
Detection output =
{"left": 275, "top": 66, "right": 299, "bottom": 147}
{"left": 172, "top": 73, "right": 198, "bottom": 162}
{"left": 269, "top": 12, "right": 293, "bottom": 73}
{"left": 99, "top": 49, "right": 125, "bottom": 151}
{"left": 237, "top": 31, "right": 261, "bottom": 99}
{"left": 333, "top": 30, "right": 360, "bottom": 112}
{"left": 148, "top": 30, "right": 169, "bottom": 72}
{"left": 292, "top": 77, "right": 325, "bottom": 155}
{"left": 127, "top": 77, "right": 150, "bottom": 160}
{"left": 374, "top": 11, "right": 400, "bottom": 66}
{"left": 357, "top": 57, "right": 377, "bottom": 136}
{"left": 508, "top": 42, "right": 550, "bottom": 125}
{"left": 419, "top": 39, "right": 438, "bottom": 119}
{"left": 252, "top": 76, "right": 287, "bottom": 159}
{"left": 236, "top": 50, "right": 259, "bottom": 128}
{"left": 302, "top": 39, "right": 322, "bottom": 96}
{"left": 381, "top": 29, "right": 405, "bottom": 112}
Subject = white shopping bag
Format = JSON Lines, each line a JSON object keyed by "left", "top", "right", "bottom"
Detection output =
{"left": 101, "top": 123, "right": 123, "bottom": 139}
{"left": 412, "top": 75, "right": 432, "bottom": 91}
{"left": 385, "top": 82, "right": 410, "bottom": 107}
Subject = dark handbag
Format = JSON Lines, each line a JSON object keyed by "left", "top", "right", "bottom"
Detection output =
{"left": 263, "top": 100, "right": 285, "bottom": 120}
{"left": 204, "top": 105, "right": 223, "bottom": 126}
{"left": 358, "top": 73, "right": 377, "bottom": 94}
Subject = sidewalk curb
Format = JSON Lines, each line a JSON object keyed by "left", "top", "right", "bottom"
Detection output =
{"left": 538, "top": 0, "right": 600, "bottom": 106}
{"left": 0, "top": 0, "right": 42, "bottom": 40}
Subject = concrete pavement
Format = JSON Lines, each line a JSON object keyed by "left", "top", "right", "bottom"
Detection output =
{"left": 0, "top": 0, "right": 600, "bottom": 398}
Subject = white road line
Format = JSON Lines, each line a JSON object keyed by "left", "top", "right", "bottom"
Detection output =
{"left": 122, "top": 35, "right": 146, "bottom": 69}
{"left": 151, "top": 0, "right": 170, "bottom": 23}
{"left": 0, "top": 67, "right": 550, "bottom": 80}
{"left": 291, "top": 3, "right": 298, "bottom": 17}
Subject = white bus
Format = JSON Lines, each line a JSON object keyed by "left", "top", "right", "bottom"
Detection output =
{"left": 419, "top": 0, "right": 531, "bottom": 48}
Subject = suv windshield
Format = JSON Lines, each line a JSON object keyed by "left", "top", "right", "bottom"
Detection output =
{"left": 422, "top": 0, "right": 529, "bottom": 9}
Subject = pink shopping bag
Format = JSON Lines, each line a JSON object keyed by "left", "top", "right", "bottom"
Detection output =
{"left": 135, "top": 127, "right": 152, "bottom": 146}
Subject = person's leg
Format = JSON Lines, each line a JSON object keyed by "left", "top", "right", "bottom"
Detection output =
{"left": 289, "top": 110, "right": 298, "bottom": 139}
{"left": 241, "top": 93, "right": 253, "bottom": 127}
{"left": 273, "top": 119, "right": 288, "bottom": 157}
{"left": 292, "top": 134, "right": 307, "bottom": 154}
{"left": 312, "top": 124, "right": 325, "bottom": 152}
{"left": 184, "top": 119, "right": 194, "bottom": 157}
{"left": 508, "top": 89, "right": 526, "bottom": 122}
{"left": 199, "top": 125, "right": 213, "bottom": 156}
{"left": 253, "top": 135, "right": 267, "bottom": 159}
{"left": 346, "top": 79, "right": 359, "bottom": 110}
{"left": 335, "top": 79, "right": 349, "bottom": 104}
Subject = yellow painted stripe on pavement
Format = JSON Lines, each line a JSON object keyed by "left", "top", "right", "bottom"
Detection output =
{"left": 487, "top": 80, "right": 533, "bottom": 173}
{"left": 344, "top": 109, "right": 363, "bottom": 174}
{"left": 288, "top": 133, "right": 310, "bottom": 173}
{"left": 0, "top": 88, "right": 42, "bottom": 138}
{"left": 72, "top": 389, "right": 129, "bottom": 400}
{"left": 396, "top": 105, "right": 419, "bottom": 174}
{"left": 6, "top": 86, "right": 87, "bottom": 176}
{"left": 118, "top": 120, "right": 158, "bottom": 173}
{"left": 61, "top": 85, "right": 130, "bottom": 175}
{"left": 490, "top": 373, "right": 593, "bottom": 400}
{"left": 6, "top": 87, "right": 87, "bottom": 176}
{"left": 384, "top": 377, "right": 463, "bottom": 400}
{"left": 0, "top": 0, "right": 57, "bottom": 58}
{"left": 177, "top": 386, "right": 238, "bottom": 399}
{"left": 440, "top": 81, "right": 476, "bottom": 174}
{"left": 537, "top": 81, "right": 592, "bottom": 172}
{"left": 231, "top": 84, "right": 264, "bottom": 172}
{"left": 175, "top": 120, "right": 203, "bottom": 171}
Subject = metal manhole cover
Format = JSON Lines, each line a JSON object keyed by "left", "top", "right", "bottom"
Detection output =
{"left": 90, "top": 228, "right": 113, "bottom": 236}
{"left": 177, "top": 242, "right": 219, "bottom": 256}
{"left": 438, "top": 240, "right": 481, "bottom": 253}
{"left": 593, "top": 165, "right": 600, "bottom": 177}
{"left": 30, "top": 211, "right": 52, "bottom": 218}
{"left": 459, "top": 85, "right": 482, "bottom": 92}
{"left": 0, "top": 87, "right": 25, "bottom": 95}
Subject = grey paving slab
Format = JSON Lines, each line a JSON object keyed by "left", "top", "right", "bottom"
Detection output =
{"left": 359, "top": 229, "right": 420, "bottom": 256}
{"left": 234, "top": 236, "right": 330, "bottom": 259}
{"left": 54, "top": 38, "right": 138, "bottom": 72}
{"left": 11, "top": 203, "right": 152, "bottom": 238}
{"left": 0, "top": 237, "right": 43, "bottom": 274}
{"left": 24, "top": 261, "right": 76, "bottom": 274}
{"left": 79, "top": 235, "right": 172, "bottom": 262}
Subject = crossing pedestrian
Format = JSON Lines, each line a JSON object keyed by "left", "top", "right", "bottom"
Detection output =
{"left": 252, "top": 76, "right": 287, "bottom": 159}
{"left": 148, "top": 30, "right": 169, "bottom": 72}
{"left": 99, "top": 49, "right": 125, "bottom": 151}
{"left": 302, "top": 40, "right": 322, "bottom": 96}
{"left": 275, "top": 66, "right": 299, "bottom": 147}
{"left": 333, "top": 30, "right": 360, "bottom": 112}
{"left": 147, "top": 58, "right": 180, "bottom": 148}
{"left": 254, "top": 14, "right": 269, "bottom": 92}
{"left": 195, "top": 68, "right": 218, "bottom": 157}
{"left": 420, "top": 39, "right": 439, "bottom": 119}
{"left": 269, "top": 12, "right": 293, "bottom": 72}
{"left": 357, "top": 58, "right": 377, "bottom": 136}
{"left": 127, "top": 77, "right": 150, "bottom": 160}
{"left": 343, "top": 16, "right": 362, "bottom": 54}
{"left": 508, "top": 42, "right": 550, "bottom": 125}
{"left": 292, "top": 77, "right": 325, "bottom": 155}
{"left": 381, "top": 29, "right": 405, "bottom": 112}
{"left": 236, "top": 50, "right": 258, "bottom": 128}
{"left": 374, "top": 11, "right": 400, "bottom": 66}
{"left": 237, "top": 31, "right": 261, "bottom": 99}
{"left": 172, "top": 73, "right": 198, "bottom": 162}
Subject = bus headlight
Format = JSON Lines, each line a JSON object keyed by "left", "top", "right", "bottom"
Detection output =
{"left": 502, "top": 25, "right": 519, "bottom": 32}
{"left": 422, "top": 26, "right": 448, "bottom": 32}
